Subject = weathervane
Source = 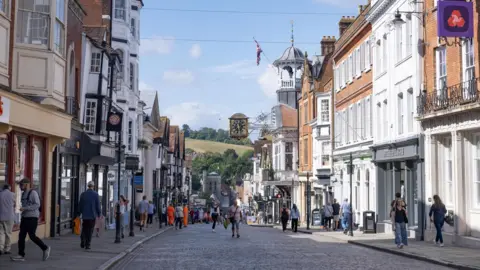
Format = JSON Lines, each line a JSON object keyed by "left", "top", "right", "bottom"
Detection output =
{"left": 291, "top": 20, "right": 294, "bottom": 47}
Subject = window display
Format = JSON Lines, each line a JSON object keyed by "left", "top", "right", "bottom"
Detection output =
{"left": 0, "top": 134, "right": 8, "bottom": 188}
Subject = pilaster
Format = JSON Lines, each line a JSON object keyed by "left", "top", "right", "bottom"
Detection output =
{"left": 452, "top": 131, "right": 467, "bottom": 238}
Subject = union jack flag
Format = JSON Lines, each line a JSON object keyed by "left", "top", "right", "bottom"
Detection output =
{"left": 255, "top": 39, "right": 263, "bottom": 66}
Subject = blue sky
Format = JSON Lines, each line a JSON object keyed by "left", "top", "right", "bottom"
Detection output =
{"left": 139, "top": 0, "right": 363, "bottom": 136}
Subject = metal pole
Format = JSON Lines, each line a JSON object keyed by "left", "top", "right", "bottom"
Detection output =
{"left": 349, "top": 152, "right": 354, "bottom": 237}
{"left": 306, "top": 172, "right": 310, "bottom": 230}
{"left": 129, "top": 173, "right": 135, "bottom": 237}
{"left": 114, "top": 133, "right": 122, "bottom": 243}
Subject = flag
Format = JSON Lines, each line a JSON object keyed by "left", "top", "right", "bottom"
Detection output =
{"left": 255, "top": 40, "right": 263, "bottom": 66}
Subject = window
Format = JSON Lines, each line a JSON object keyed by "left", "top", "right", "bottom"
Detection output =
{"left": 365, "top": 98, "right": 372, "bottom": 138}
{"left": 406, "top": 16, "right": 412, "bottom": 56}
{"left": 357, "top": 102, "right": 363, "bottom": 140}
{"left": 321, "top": 141, "right": 330, "bottom": 166}
{"left": 396, "top": 23, "right": 403, "bottom": 62}
{"left": 128, "top": 120, "right": 133, "bottom": 151}
{"left": 355, "top": 171, "right": 360, "bottom": 210}
{"left": 54, "top": 0, "right": 65, "bottom": 55}
{"left": 303, "top": 102, "right": 308, "bottom": 123}
{"left": 349, "top": 54, "right": 354, "bottom": 81}
{"left": 129, "top": 63, "right": 134, "bottom": 90}
{"left": 16, "top": 0, "right": 50, "bottom": 46}
{"left": 398, "top": 92, "right": 404, "bottom": 135}
{"left": 114, "top": 0, "right": 125, "bottom": 20}
{"left": 463, "top": 39, "right": 475, "bottom": 99}
{"left": 321, "top": 99, "right": 329, "bottom": 123}
{"left": 90, "top": 52, "right": 101, "bottom": 73}
{"left": 117, "top": 50, "right": 124, "bottom": 80}
{"left": 376, "top": 40, "right": 382, "bottom": 74}
{"left": 349, "top": 106, "right": 354, "bottom": 143}
{"left": 343, "top": 110, "right": 348, "bottom": 145}
{"left": 474, "top": 135, "right": 480, "bottom": 207}
{"left": 303, "top": 138, "right": 308, "bottom": 167}
{"left": 356, "top": 48, "right": 361, "bottom": 76}
{"left": 445, "top": 137, "right": 453, "bottom": 205}
{"left": 436, "top": 46, "right": 447, "bottom": 94}
{"left": 0, "top": 0, "right": 7, "bottom": 15}
{"left": 407, "top": 89, "right": 413, "bottom": 132}
{"left": 383, "top": 36, "right": 388, "bottom": 72}
{"left": 285, "top": 142, "right": 293, "bottom": 171}
{"left": 84, "top": 99, "right": 97, "bottom": 133}
{"left": 0, "top": 135, "right": 8, "bottom": 189}
{"left": 383, "top": 100, "right": 388, "bottom": 137}
{"left": 32, "top": 139, "right": 45, "bottom": 205}
{"left": 365, "top": 40, "right": 371, "bottom": 69}
{"left": 131, "top": 18, "right": 136, "bottom": 37}
{"left": 360, "top": 43, "right": 365, "bottom": 72}
{"left": 377, "top": 102, "right": 382, "bottom": 139}
{"left": 352, "top": 106, "right": 357, "bottom": 142}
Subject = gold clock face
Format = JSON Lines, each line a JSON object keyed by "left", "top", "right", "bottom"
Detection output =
{"left": 230, "top": 119, "right": 248, "bottom": 137}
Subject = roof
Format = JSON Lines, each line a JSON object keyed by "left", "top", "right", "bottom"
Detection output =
{"left": 179, "top": 131, "right": 185, "bottom": 159}
{"left": 168, "top": 133, "right": 176, "bottom": 153}
{"left": 273, "top": 46, "right": 305, "bottom": 67}
{"left": 169, "top": 125, "right": 179, "bottom": 154}
{"left": 84, "top": 26, "right": 116, "bottom": 55}
{"left": 311, "top": 55, "right": 325, "bottom": 78}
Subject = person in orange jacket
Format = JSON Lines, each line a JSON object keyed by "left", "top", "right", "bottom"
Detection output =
{"left": 183, "top": 205, "right": 188, "bottom": 227}
{"left": 167, "top": 204, "right": 175, "bottom": 226}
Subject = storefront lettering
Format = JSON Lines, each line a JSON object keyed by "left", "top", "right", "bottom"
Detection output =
{"left": 100, "top": 145, "right": 116, "bottom": 158}
{"left": 383, "top": 148, "right": 404, "bottom": 158}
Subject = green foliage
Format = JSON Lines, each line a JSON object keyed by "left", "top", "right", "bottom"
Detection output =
{"left": 191, "top": 149, "right": 254, "bottom": 191}
{"left": 185, "top": 148, "right": 195, "bottom": 155}
{"left": 186, "top": 127, "right": 252, "bottom": 146}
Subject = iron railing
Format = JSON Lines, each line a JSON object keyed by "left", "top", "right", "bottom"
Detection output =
{"left": 417, "top": 78, "right": 479, "bottom": 115}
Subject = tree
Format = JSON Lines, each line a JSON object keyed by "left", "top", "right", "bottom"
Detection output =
{"left": 182, "top": 124, "right": 191, "bottom": 137}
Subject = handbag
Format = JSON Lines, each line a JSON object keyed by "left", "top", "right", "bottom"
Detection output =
{"left": 229, "top": 206, "right": 238, "bottom": 223}
{"left": 73, "top": 217, "right": 81, "bottom": 235}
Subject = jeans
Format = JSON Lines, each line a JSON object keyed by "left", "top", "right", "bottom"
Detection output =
{"left": 434, "top": 221, "right": 444, "bottom": 244}
{"left": 342, "top": 213, "right": 350, "bottom": 231}
{"left": 231, "top": 220, "right": 239, "bottom": 233}
{"left": 291, "top": 218, "right": 298, "bottom": 232}
{"left": 324, "top": 217, "right": 332, "bottom": 229}
{"left": 18, "top": 217, "right": 48, "bottom": 256}
{"left": 0, "top": 220, "right": 13, "bottom": 252}
{"left": 81, "top": 219, "right": 96, "bottom": 248}
{"left": 281, "top": 219, "right": 288, "bottom": 231}
{"left": 394, "top": 222, "right": 408, "bottom": 246}
{"left": 147, "top": 214, "right": 153, "bottom": 224}
{"left": 212, "top": 214, "right": 218, "bottom": 229}
{"left": 175, "top": 217, "right": 183, "bottom": 229}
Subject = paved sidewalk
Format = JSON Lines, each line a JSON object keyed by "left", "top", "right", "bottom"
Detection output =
{"left": 310, "top": 231, "right": 480, "bottom": 270}
{"left": 0, "top": 223, "right": 172, "bottom": 270}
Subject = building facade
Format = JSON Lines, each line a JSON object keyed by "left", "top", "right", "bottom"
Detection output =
{"left": 367, "top": 0, "right": 424, "bottom": 236}
{"left": 417, "top": 0, "right": 480, "bottom": 246}
{"left": 0, "top": 0, "right": 73, "bottom": 243}
{"left": 332, "top": 8, "right": 374, "bottom": 228}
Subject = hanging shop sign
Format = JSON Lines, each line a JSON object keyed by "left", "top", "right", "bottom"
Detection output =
{"left": 106, "top": 111, "right": 123, "bottom": 132}
{"left": 229, "top": 113, "right": 249, "bottom": 140}
{"left": 437, "top": 0, "right": 473, "bottom": 38}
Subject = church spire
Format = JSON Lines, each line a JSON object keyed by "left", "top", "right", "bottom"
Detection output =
{"left": 290, "top": 20, "right": 294, "bottom": 47}
{"left": 150, "top": 92, "right": 161, "bottom": 129}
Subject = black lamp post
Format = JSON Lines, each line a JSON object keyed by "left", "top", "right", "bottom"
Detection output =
{"left": 129, "top": 172, "right": 135, "bottom": 237}
{"left": 306, "top": 172, "right": 311, "bottom": 230}
{"left": 114, "top": 141, "right": 125, "bottom": 243}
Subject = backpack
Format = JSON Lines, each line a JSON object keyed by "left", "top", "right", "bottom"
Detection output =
{"left": 27, "top": 189, "right": 41, "bottom": 213}
{"left": 281, "top": 209, "right": 289, "bottom": 220}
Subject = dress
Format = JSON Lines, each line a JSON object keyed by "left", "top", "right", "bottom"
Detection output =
{"left": 167, "top": 206, "right": 175, "bottom": 225}
{"left": 183, "top": 207, "right": 188, "bottom": 226}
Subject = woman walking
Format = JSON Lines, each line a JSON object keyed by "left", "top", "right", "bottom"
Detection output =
{"left": 392, "top": 198, "right": 408, "bottom": 248}
{"left": 117, "top": 195, "right": 129, "bottom": 238}
{"left": 290, "top": 204, "right": 300, "bottom": 233}
{"left": 229, "top": 200, "right": 242, "bottom": 238}
{"left": 429, "top": 195, "right": 447, "bottom": 247}
{"left": 211, "top": 205, "right": 219, "bottom": 232}
{"left": 324, "top": 202, "right": 334, "bottom": 231}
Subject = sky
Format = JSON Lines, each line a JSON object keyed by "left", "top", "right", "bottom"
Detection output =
{"left": 139, "top": 0, "right": 364, "bottom": 136}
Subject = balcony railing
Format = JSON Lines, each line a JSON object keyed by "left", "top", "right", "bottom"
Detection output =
{"left": 280, "top": 78, "right": 301, "bottom": 89}
{"left": 65, "top": 96, "right": 78, "bottom": 117}
{"left": 417, "top": 78, "right": 480, "bottom": 116}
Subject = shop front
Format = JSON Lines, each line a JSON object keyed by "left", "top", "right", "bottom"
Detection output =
{"left": 371, "top": 135, "right": 425, "bottom": 240}
{"left": 51, "top": 125, "right": 83, "bottom": 236}
{"left": 0, "top": 91, "right": 71, "bottom": 242}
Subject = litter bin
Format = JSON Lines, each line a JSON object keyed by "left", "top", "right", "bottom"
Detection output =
{"left": 363, "top": 211, "right": 376, "bottom": 234}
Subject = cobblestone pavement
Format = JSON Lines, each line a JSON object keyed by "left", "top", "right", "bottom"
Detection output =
{"left": 110, "top": 224, "right": 453, "bottom": 270}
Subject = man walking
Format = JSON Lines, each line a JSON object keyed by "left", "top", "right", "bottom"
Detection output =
{"left": 340, "top": 198, "right": 351, "bottom": 234}
{"left": 0, "top": 184, "right": 15, "bottom": 255}
{"left": 332, "top": 199, "right": 340, "bottom": 230}
{"left": 138, "top": 196, "right": 149, "bottom": 231}
{"left": 11, "top": 178, "right": 50, "bottom": 261}
{"left": 78, "top": 181, "right": 101, "bottom": 250}
{"left": 175, "top": 203, "right": 184, "bottom": 230}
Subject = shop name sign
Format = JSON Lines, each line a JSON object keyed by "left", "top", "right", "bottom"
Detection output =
{"left": 437, "top": 0, "right": 473, "bottom": 38}
{"left": 0, "top": 96, "right": 11, "bottom": 124}
{"left": 134, "top": 175, "right": 143, "bottom": 193}
{"left": 384, "top": 148, "right": 404, "bottom": 158}
{"left": 100, "top": 145, "right": 116, "bottom": 159}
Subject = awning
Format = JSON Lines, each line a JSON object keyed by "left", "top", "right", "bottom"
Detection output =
{"left": 81, "top": 133, "right": 117, "bottom": 166}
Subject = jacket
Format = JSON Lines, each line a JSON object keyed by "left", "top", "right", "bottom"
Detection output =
{"left": 78, "top": 189, "right": 101, "bottom": 220}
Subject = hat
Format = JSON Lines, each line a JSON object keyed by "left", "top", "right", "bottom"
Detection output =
{"left": 17, "top": 178, "right": 30, "bottom": 185}
{"left": 87, "top": 181, "right": 95, "bottom": 187}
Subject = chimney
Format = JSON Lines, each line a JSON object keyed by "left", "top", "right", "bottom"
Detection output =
{"left": 321, "top": 36, "right": 336, "bottom": 56}
{"left": 339, "top": 16, "right": 356, "bottom": 36}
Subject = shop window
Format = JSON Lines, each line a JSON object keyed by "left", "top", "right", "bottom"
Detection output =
{"left": 0, "top": 134, "right": 8, "bottom": 188}
{"left": 32, "top": 139, "right": 44, "bottom": 204}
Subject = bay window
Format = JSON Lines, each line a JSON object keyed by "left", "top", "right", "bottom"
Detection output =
{"left": 16, "top": 0, "right": 50, "bottom": 46}
{"left": 285, "top": 142, "right": 293, "bottom": 171}
{"left": 114, "top": 0, "right": 126, "bottom": 20}
{"left": 320, "top": 99, "right": 329, "bottom": 123}
{"left": 54, "top": 0, "right": 65, "bottom": 55}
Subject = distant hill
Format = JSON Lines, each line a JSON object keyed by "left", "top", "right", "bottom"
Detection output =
{"left": 186, "top": 138, "right": 253, "bottom": 156}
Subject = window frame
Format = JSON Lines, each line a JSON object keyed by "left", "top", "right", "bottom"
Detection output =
{"left": 114, "top": 0, "right": 126, "bottom": 21}
{"left": 16, "top": 0, "right": 51, "bottom": 48}
{"left": 436, "top": 46, "right": 447, "bottom": 95}
{"left": 396, "top": 22, "right": 403, "bottom": 62}
{"left": 128, "top": 119, "right": 133, "bottom": 151}
{"left": 398, "top": 92, "right": 404, "bottom": 135}
{"left": 320, "top": 99, "right": 329, "bottom": 123}
{"left": 130, "top": 18, "right": 136, "bottom": 37}
{"left": 54, "top": 0, "right": 66, "bottom": 56}
{"left": 462, "top": 39, "right": 475, "bottom": 99}
{"left": 129, "top": 63, "right": 134, "bottom": 90}
{"left": 0, "top": 0, "right": 9, "bottom": 17}
{"left": 84, "top": 99, "right": 97, "bottom": 134}
{"left": 406, "top": 15, "right": 412, "bottom": 56}
{"left": 90, "top": 52, "right": 102, "bottom": 73}
{"left": 444, "top": 137, "right": 453, "bottom": 206}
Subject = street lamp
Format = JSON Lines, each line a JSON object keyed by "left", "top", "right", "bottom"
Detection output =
{"left": 347, "top": 152, "right": 354, "bottom": 237}
{"left": 306, "top": 172, "right": 311, "bottom": 230}
{"left": 114, "top": 142, "right": 126, "bottom": 243}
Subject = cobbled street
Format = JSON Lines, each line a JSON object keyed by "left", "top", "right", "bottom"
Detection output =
{"left": 110, "top": 224, "right": 453, "bottom": 270}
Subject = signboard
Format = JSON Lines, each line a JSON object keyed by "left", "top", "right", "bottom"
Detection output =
{"left": 193, "top": 198, "right": 206, "bottom": 207}
{"left": 247, "top": 216, "right": 256, "bottom": 225}
{"left": 106, "top": 111, "right": 123, "bottom": 132}
{"left": 100, "top": 144, "right": 116, "bottom": 159}
{"left": 437, "top": 1, "right": 473, "bottom": 38}
{"left": 125, "top": 156, "right": 139, "bottom": 171}
{"left": 134, "top": 174, "right": 143, "bottom": 193}
{"left": 0, "top": 96, "right": 11, "bottom": 124}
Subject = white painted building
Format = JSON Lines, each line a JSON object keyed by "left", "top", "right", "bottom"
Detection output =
{"left": 367, "top": 0, "right": 424, "bottom": 236}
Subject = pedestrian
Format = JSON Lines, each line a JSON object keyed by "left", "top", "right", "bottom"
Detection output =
{"left": 175, "top": 204, "right": 184, "bottom": 230}
{"left": 332, "top": 199, "right": 340, "bottom": 230}
{"left": 183, "top": 205, "right": 188, "bottom": 227}
{"left": 138, "top": 196, "right": 149, "bottom": 230}
{"left": 229, "top": 200, "right": 242, "bottom": 238}
{"left": 392, "top": 196, "right": 408, "bottom": 248}
{"left": 199, "top": 208, "right": 204, "bottom": 223}
{"left": 147, "top": 200, "right": 155, "bottom": 226}
{"left": 290, "top": 204, "right": 300, "bottom": 232}
{"left": 280, "top": 205, "right": 289, "bottom": 232}
{"left": 11, "top": 178, "right": 50, "bottom": 261}
{"left": 76, "top": 181, "right": 101, "bottom": 250}
{"left": 211, "top": 205, "right": 219, "bottom": 232}
{"left": 190, "top": 209, "right": 194, "bottom": 224}
{"left": 117, "top": 195, "right": 129, "bottom": 238}
{"left": 429, "top": 195, "right": 447, "bottom": 247}
{"left": 340, "top": 198, "right": 351, "bottom": 234}
{"left": 0, "top": 184, "right": 15, "bottom": 255}
{"left": 324, "top": 202, "right": 334, "bottom": 231}
{"left": 167, "top": 204, "right": 175, "bottom": 226}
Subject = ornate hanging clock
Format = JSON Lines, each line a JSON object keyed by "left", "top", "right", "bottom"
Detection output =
{"left": 229, "top": 113, "right": 249, "bottom": 140}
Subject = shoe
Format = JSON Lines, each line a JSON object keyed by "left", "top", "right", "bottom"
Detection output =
{"left": 81, "top": 242, "right": 85, "bottom": 249}
{"left": 10, "top": 255, "right": 25, "bottom": 261}
{"left": 237, "top": 234, "right": 240, "bottom": 238}
{"left": 399, "top": 244, "right": 404, "bottom": 249}
{"left": 43, "top": 246, "right": 51, "bottom": 261}
{"left": 4, "top": 251, "right": 10, "bottom": 255}
{"left": 212, "top": 229, "right": 215, "bottom": 232}
{"left": 439, "top": 243, "right": 444, "bottom": 247}
{"left": 85, "top": 246, "right": 91, "bottom": 250}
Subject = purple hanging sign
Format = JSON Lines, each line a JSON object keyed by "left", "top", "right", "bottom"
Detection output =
{"left": 437, "top": 0, "right": 474, "bottom": 38}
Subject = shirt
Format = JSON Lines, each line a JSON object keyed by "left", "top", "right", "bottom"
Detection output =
{"left": 290, "top": 208, "right": 300, "bottom": 219}
{"left": 332, "top": 203, "right": 340, "bottom": 215}
{"left": 138, "top": 200, "right": 149, "bottom": 214}
{"left": 175, "top": 206, "right": 184, "bottom": 218}
{"left": 229, "top": 206, "right": 241, "bottom": 221}
{"left": 21, "top": 189, "right": 41, "bottom": 218}
{"left": 341, "top": 202, "right": 351, "bottom": 214}
{"left": 148, "top": 203, "right": 155, "bottom": 214}
{"left": 0, "top": 189, "right": 15, "bottom": 221}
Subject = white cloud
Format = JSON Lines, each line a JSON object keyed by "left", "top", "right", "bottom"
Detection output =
{"left": 162, "top": 70, "right": 194, "bottom": 85}
{"left": 211, "top": 60, "right": 260, "bottom": 79}
{"left": 189, "top": 44, "right": 202, "bottom": 59}
{"left": 257, "top": 65, "right": 278, "bottom": 98}
{"left": 313, "top": 0, "right": 366, "bottom": 8}
{"left": 140, "top": 36, "right": 175, "bottom": 55}
{"left": 164, "top": 102, "right": 225, "bottom": 129}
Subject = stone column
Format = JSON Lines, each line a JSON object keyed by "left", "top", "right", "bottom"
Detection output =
{"left": 452, "top": 131, "right": 467, "bottom": 239}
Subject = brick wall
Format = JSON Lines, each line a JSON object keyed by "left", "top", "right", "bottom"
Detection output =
{"left": 67, "top": 0, "right": 86, "bottom": 110}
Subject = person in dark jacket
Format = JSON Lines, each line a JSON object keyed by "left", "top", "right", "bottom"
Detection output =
{"left": 429, "top": 195, "right": 447, "bottom": 247}
{"left": 280, "top": 205, "right": 289, "bottom": 232}
{"left": 78, "top": 181, "right": 101, "bottom": 249}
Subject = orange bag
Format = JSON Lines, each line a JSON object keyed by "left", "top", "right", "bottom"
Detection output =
{"left": 73, "top": 217, "right": 81, "bottom": 235}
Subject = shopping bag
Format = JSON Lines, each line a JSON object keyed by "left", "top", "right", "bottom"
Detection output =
{"left": 73, "top": 217, "right": 81, "bottom": 235}
{"left": 223, "top": 218, "right": 229, "bottom": 229}
{"left": 95, "top": 216, "right": 105, "bottom": 236}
